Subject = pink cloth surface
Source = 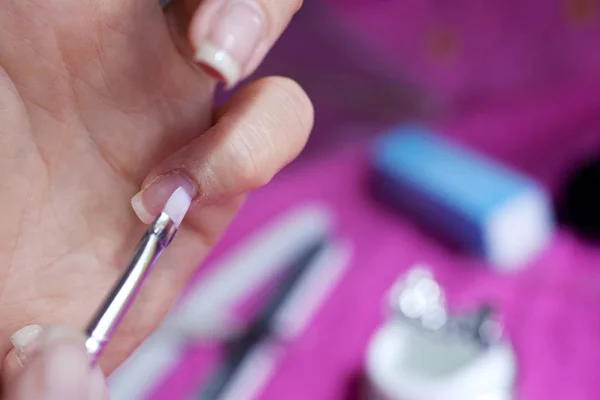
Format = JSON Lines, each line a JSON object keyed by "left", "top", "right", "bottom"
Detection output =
{"left": 147, "top": 82, "right": 600, "bottom": 400}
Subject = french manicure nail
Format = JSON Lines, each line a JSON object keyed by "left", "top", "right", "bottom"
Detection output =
{"left": 131, "top": 172, "right": 196, "bottom": 224}
{"left": 163, "top": 187, "right": 193, "bottom": 228}
{"left": 10, "top": 325, "right": 43, "bottom": 366}
{"left": 193, "top": 0, "right": 265, "bottom": 88}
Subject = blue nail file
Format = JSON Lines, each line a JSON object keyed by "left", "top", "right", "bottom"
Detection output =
{"left": 372, "top": 125, "right": 554, "bottom": 270}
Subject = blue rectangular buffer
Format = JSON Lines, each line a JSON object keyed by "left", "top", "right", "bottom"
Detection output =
{"left": 372, "top": 125, "right": 554, "bottom": 270}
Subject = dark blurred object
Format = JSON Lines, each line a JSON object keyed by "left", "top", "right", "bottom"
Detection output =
{"left": 559, "top": 155, "right": 600, "bottom": 240}
{"left": 197, "top": 238, "right": 326, "bottom": 400}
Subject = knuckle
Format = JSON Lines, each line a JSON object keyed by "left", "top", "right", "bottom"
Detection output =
{"left": 231, "top": 127, "right": 273, "bottom": 190}
{"left": 237, "top": 158, "right": 272, "bottom": 190}
{"left": 269, "top": 76, "right": 314, "bottom": 134}
{"left": 246, "top": 167, "right": 272, "bottom": 189}
{"left": 214, "top": 77, "right": 314, "bottom": 194}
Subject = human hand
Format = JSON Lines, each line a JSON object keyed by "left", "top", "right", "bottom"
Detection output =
{"left": 4, "top": 326, "right": 109, "bottom": 400}
{"left": 0, "top": 0, "right": 311, "bottom": 385}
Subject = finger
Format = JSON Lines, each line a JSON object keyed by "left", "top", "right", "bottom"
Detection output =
{"left": 188, "top": 0, "right": 303, "bottom": 88}
{"left": 130, "top": 76, "right": 313, "bottom": 226}
{"left": 4, "top": 326, "right": 109, "bottom": 400}
{"left": 3, "top": 325, "right": 44, "bottom": 384}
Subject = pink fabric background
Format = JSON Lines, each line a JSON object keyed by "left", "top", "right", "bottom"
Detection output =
{"left": 141, "top": 3, "right": 600, "bottom": 398}
{"left": 144, "top": 82, "right": 600, "bottom": 399}
{"left": 323, "top": 0, "right": 600, "bottom": 106}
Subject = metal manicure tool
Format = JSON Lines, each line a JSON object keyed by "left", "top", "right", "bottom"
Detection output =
{"left": 366, "top": 266, "right": 516, "bottom": 400}
{"left": 387, "top": 266, "right": 503, "bottom": 347}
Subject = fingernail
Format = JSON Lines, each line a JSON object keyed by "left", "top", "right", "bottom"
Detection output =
{"left": 131, "top": 172, "right": 196, "bottom": 224}
{"left": 193, "top": 0, "right": 265, "bottom": 88}
{"left": 11, "top": 325, "right": 43, "bottom": 366}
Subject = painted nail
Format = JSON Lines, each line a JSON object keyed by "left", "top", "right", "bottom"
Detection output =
{"left": 10, "top": 325, "right": 43, "bottom": 366}
{"left": 131, "top": 172, "right": 196, "bottom": 224}
{"left": 163, "top": 187, "right": 193, "bottom": 228}
{"left": 192, "top": 0, "right": 265, "bottom": 88}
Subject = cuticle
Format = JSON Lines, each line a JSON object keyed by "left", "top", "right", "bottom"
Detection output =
{"left": 143, "top": 169, "right": 200, "bottom": 200}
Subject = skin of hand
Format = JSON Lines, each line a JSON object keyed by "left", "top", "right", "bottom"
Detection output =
{"left": 5, "top": 326, "right": 110, "bottom": 400}
{"left": 0, "top": 0, "right": 312, "bottom": 393}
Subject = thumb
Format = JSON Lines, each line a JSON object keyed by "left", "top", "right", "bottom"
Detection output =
{"left": 130, "top": 76, "right": 313, "bottom": 226}
{"left": 4, "top": 326, "right": 108, "bottom": 400}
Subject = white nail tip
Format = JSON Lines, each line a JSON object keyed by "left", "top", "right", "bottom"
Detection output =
{"left": 163, "top": 187, "right": 192, "bottom": 228}
{"left": 194, "top": 42, "right": 241, "bottom": 88}
{"left": 11, "top": 325, "right": 43, "bottom": 350}
{"left": 131, "top": 193, "right": 155, "bottom": 225}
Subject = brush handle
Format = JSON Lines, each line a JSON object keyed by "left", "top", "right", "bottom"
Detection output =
{"left": 85, "top": 213, "right": 177, "bottom": 364}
